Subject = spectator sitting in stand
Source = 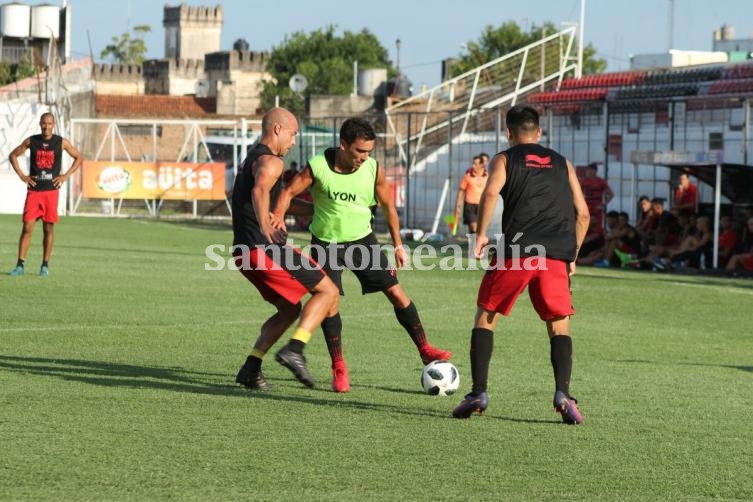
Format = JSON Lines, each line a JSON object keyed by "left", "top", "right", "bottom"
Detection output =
{"left": 576, "top": 215, "right": 607, "bottom": 266}
{"left": 668, "top": 215, "right": 713, "bottom": 270}
{"left": 717, "top": 215, "right": 739, "bottom": 268}
{"left": 593, "top": 211, "right": 641, "bottom": 268}
{"left": 726, "top": 217, "right": 753, "bottom": 275}
{"left": 636, "top": 199, "right": 683, "bottom": 271}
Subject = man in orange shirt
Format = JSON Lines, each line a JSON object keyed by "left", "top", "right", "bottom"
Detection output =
{"left": 454, "top": 155, "right": 488, "bottom": 234}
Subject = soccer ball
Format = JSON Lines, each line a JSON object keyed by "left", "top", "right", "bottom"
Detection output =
{"left": 421, "top": 361, "right": 460, "bottom": 396}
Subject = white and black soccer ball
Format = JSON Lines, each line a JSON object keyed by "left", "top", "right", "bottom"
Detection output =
{"left": 421, "top": 361, "right": 460, "bottom": 396}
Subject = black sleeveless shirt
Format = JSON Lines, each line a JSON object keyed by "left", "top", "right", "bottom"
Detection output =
{"left": 231, "top": 143, "right": 282, "bottom": 247}
{"left": 29, "top": 134, "right": 63, "bottom": 191}
{"left": 499, "top": 143, "right": 576, "bottom": 261}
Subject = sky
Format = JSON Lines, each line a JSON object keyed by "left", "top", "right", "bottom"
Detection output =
{"left": 21, "top": 0, "right": 753, "bottom": 89}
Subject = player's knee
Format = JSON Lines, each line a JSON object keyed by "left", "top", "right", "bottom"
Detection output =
{"left": 316, "top": 277, "right": 339, "bottom": 298}
{"left": 327, "top": 297, "right": 340, "bottom": 317}
{"left": 384, "top": 285, "right": 408, "bottom": 307}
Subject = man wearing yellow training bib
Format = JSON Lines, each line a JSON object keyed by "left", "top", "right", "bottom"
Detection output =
{"left": 274, "top": 118, "right": 452, "bottom": 393}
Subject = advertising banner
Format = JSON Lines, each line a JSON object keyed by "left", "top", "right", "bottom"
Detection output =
{"left": 82, "top": 161, "right": 226, "bottom": 200}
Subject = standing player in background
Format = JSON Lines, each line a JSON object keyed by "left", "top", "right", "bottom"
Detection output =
{"left": 454, "top": 154, "right": 488, "bottom": 234}
{"left": 579, "top": 162, "right": 613, "bottom": 230}
{"left": 8, "top": 112, "right": 83, "bottom": 277}
{"left": 273, "top": 117, "right": 452, "bottom": 393}
{"left": 232, "top": 107, "right": 338, "bottom": 390}
{"left": 671, "top": 172, "right": 698, "bottom": 216}
{"left": 452, "top": 106, "right": 590, "bottom": 424}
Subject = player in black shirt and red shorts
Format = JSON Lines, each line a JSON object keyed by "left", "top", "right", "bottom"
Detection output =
{"left": 453, "top": 106, "right": 590, "bottom": 424}
{"left": 231, "top": 107, "right": 338, "bottom": 391}
{"left": 8, "top": 112, "right": 83, "bottom": 277}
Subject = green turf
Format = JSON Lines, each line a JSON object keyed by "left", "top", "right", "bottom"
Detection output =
{"left": 1, "top": 215, "right": 751, "bottom": 500}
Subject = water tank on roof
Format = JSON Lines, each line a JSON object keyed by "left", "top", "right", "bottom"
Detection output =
{"left": 30, "top": 4, "right": 60, "bottom": 39}
{"left": 722, "top": 25, "right": 735, "bottom": 41}
{"left": 0, "top": 3, "right": 31, "bottom": 38}
{"left": 358, "top": 68, "right": 387, "bottom": 97}
{"left": 233, "top": 38, "right": 249, "bottom": 52}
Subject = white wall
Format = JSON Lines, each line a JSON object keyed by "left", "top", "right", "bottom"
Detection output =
{"left": 0, "top": 102, "right": 68, "bottom": 215}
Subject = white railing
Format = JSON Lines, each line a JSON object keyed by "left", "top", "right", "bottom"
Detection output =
{"left": 385, "top": 27, "right": 578, "bottom": 170}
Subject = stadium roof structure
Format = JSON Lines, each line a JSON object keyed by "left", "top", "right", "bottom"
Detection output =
{"left": 528, "top": 60, "right": 753, "bottom": 111}
{"left": 629, "top": 150, "right": 753, "bottom": 267}
{"left": 631, "top": 150, "right": 753, "bottom": 204}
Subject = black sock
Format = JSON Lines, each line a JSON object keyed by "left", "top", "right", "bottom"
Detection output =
{"left": 470, "top": 328, "right": 494, "bottom": 394}
{"left": 16, "top": 259, "right": 25, "bottom": 268}
{"left": 41, "top": 261, "right": 49, "bottom": 268}
{"left": 394, "top": 301, "right": 427, "bottom": 348}
{"left": 321, "top": 314, "right": 344, "bottom": 364}
{"left": 245, "top": 355, "right": 262, "bottom": 373}
{"left": 287, "top": 339, "right": 305, "bottom": 354}
{"left": 550, "top": 335, "right": 573, "bottom": 395}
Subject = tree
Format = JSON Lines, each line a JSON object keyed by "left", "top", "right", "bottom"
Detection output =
{"left": 100, "top": 25, "right": 152, "bottom": 65}
{"left": 452, "top": 21, "right": 606, "bottom": 77}
{"left": 0, "top": 51, "right": 36, "bottom": 86}
{"left": 261, "top": 25, "right": 396, "bottom": 114}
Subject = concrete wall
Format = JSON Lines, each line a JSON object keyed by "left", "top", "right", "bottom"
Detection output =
{"left": 143, "top": 58, "right": 204, "bottom": 96}
{"left": 308, "top": 95, "right": 374, "bottom": 119}
{"left": 93, "top": 64, "right": 144, "bottom": 95}
{"left": 205, "top": 51, "right": 272, "bottom": 115}
{"left": 163, "top": 4, "right": 222, "bottom": 61}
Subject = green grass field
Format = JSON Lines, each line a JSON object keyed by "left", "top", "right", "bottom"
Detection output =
{"left": 1, "top": 215, "right": 751, "bottom": 501}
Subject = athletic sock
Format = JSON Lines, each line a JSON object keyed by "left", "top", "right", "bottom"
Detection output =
{"left": 321, "top": 314, "right": 344, "bottom": 364}
{"left": 394, "top": 301, "right": 428, "bottom": 348}
{"left": 287, "top": 338, "right": 306, "bottom": 354}
{"left": 16, "top": 259, "right": 25, "bottom": 268}
{"left": 470, "top": 328, "right": 494, "bottom": 394}
{"left": 291, "top": 327, "right": 312, "bottom": 344}
{"left": 41, "top": 261, "right": 49, "bottom": 268}
{"left": 550, "top": 335, "right": 573, "bottom": 395}
{"left": 244, "top": 354, "right": 262, "bottom": 373}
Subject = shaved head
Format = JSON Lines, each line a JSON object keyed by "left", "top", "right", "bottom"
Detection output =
{"left": 262, "top": 107, "right": 296, "bottom": 135}
{"left": 260, "top": 106, "right": 299, "bottom": 156}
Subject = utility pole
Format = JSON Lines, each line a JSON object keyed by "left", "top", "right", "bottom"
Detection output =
{"left": 577, "top": 0, "right": 585, "bottom": 78}
{"left": 667, "top": 0, "right": 675, "bottom": 50}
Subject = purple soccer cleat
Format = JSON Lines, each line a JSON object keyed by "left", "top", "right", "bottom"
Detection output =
{"left": 554, "top": 391, "right": 584, "bottom": 425}
{"left": 452, "top": 392, "right": 488, "bottom": 419}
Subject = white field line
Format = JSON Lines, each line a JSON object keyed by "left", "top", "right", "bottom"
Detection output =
{"left": 664, "top": 281, "right": 753, "bottom": 296}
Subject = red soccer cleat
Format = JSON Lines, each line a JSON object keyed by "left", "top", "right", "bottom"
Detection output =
{"left": 331, "top": 360, "right": 350, "bottom": 393}
{"left": 419, "top": 345, "right": 453, "bottom": 365}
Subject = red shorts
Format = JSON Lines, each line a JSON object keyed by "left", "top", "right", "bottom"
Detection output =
{"left": 23, "top": 190, "right": 59, "bottom": 223}
{"left": 477, "top": 257, "right": 574, "bottom": 321}
{"left": 743, "top": 255, "right": 753, "bottom": 271}
{"left": 234, "top": 244, "right": 325, "bottom": 305}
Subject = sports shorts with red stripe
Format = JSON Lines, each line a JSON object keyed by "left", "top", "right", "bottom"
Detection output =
{"left": 233, "top": 243, "right": 326, "bottom": 305}
{"left": 477, "top": 256, "right": 574, "bottom": 321}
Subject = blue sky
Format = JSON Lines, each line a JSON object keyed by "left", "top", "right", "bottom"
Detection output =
{"left": 29, "top": 0, "right": 753, "bottom": 87}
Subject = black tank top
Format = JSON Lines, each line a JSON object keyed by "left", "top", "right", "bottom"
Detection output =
{"left": 231, "top": 143, "right": 282, "bottom": 248}
{"left": 499, "top": 143, "right": 576, "bottom": 261}
{"left": 29, "top": 134, "right": 63, "bottom": 191}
